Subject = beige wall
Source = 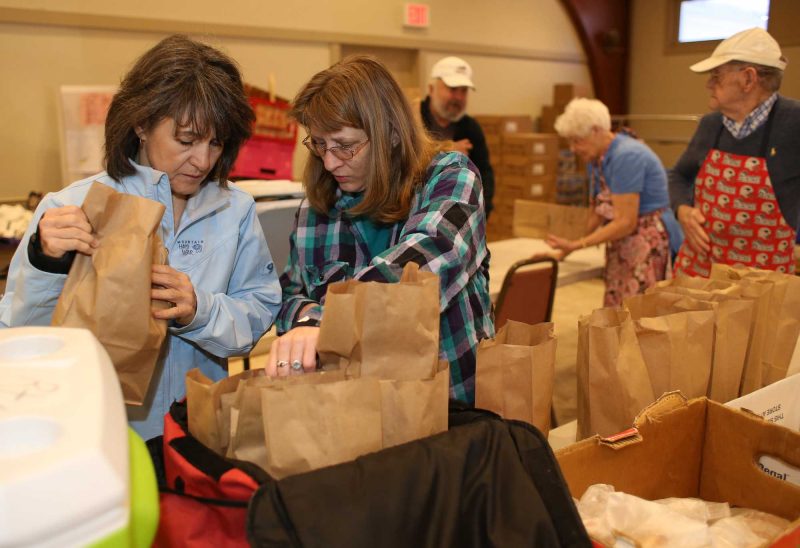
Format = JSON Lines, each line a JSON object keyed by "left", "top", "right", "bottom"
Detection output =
{"left": 628, "top": 0, "right": 800, "bottom": 166}
{"left": 0, "top": 1, "right": 592, "bottom": 200}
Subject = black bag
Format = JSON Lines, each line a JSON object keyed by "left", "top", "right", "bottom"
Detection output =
{"left": 246, "top": 403, "right": 590, "bottom": 547}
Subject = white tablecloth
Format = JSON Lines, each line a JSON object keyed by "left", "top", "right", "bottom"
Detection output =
{"left": 233, "top": 179, "right": 304, "bottom": 199}
{"left": 255, "top": 198, "right": 303, "bottom": 276}
{"left": 487, "top": 238, "right": 605, "bottom": 299}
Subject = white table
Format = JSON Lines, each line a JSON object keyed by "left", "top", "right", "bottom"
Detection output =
{"left": 487, "top": 238, "right": 605, "bottom": 299}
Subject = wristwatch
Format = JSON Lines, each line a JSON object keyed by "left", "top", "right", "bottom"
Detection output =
{"left": 294, "top": 315, "right": 320, "bottom": 328}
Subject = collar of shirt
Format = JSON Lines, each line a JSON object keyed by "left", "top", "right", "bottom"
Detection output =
{"left": 722, "top": 93, "right": 777, "bottom": 140}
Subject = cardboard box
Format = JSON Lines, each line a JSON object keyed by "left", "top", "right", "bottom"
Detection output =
{"left": 556, "top": 393, "right": 800, "bottom": 547}
{"left": 727, "top": 373, "right": 800, "bottom": 486}
{"left": 491, "top": 197, "right": 515, "bottom": 219}
{"left": 500, "top": 175, "right": 556, "bottom": 201}
{"left": 486, "top": 215, "right": 513, "bottom": 242}
{"left": 500, "top": 157, "right": 559, "bottom": 178}
{"left": 512, "top": 199, "right": 589, "bottom": 240}
{"left": 485, "top": 134, "right": 502, "bottom": 161}
{"left": 553, "top": 83, "right": 591, "bottom": 110}
{"left": 473, "top": 115, "right": 534, "bottom": 135}
{"left": 501, "top": 133, "right": 560, "bottom": 158}
{"left": 484, "top": 134, "right": 501, "bottom": 148}
{"left": 539, "top": 106, "right": 560, "bottom": 134}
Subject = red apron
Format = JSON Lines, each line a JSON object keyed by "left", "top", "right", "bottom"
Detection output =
{"left": 674, "top": 109, "right": 796, "bottom": 277}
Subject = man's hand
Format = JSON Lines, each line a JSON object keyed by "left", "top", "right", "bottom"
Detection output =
{"left": 677, "top": 205, "right": 710, "bottom": 254}
{"left": 453, "top": 138, "right": 473, "bottom": 155}
{"left": 38, "top": 206, "right": 99, "bottom": 258}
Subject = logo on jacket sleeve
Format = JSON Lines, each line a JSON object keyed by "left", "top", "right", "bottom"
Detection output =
{"left": 178, "top": 240, "right": 204, "bottom": 256}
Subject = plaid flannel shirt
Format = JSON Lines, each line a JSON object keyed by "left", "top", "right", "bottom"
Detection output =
{"left": 722, "top": 92, "right": 777, "bottom": 140}
{"left": 276, "top": 152, "right": 494, "bottom": 403}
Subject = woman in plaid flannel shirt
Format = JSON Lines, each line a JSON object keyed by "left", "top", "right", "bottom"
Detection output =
{"left": 264, "top": 55, "right": 493, "bottom": 403}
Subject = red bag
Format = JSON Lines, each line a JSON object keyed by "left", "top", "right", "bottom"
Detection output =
{"left": 229, "top": 85, "right": 297, "bottom": 180}
{"left": 148, "top": 400, "right": 268, "bottom": 547}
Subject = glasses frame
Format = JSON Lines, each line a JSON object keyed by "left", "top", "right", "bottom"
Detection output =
{"left": 302, "top": 135, "right": 370, "bottom": 161}
{"left": 707, "top": 65, "right": 747, "bottom": 86}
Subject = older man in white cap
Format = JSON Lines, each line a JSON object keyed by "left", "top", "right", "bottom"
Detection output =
{"left": 671, "top": 27, "right": 800, "bottom": 276}
{"left": 420, "top": 56, "right": 495, "bottom": 218}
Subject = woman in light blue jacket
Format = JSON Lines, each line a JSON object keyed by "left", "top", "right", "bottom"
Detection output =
{"left": 0, "top": 35, "right": 281, "bottom": 440}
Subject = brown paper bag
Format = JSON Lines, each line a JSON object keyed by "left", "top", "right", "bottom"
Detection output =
{"left": 51, "top": 182, "right": 168, "bottom": 404}
{"left": 709, "top": 265, "right": 776, "bottom": 395}
{"left": 576, "top": 308, "right": 655, "bottom": 439}
{"left": 710, "top": 264, "right": 800, "bottom": 385}
{"left": 647, "top": 280, "right": 754, "bottom": 402}
{"left": 226, "top": 369, "right": 346, "bottom": 466}
{"left": 379, "top": 360, "right": 450, "bottom": 448}
{"left": 255, "top": 264, "right": 447, "bottom": 477}
{"left": 185, "top": 368, "right": 268, "bottom": 455}
{"left": 316, "top": 262, "right": 440, "bottom": 380}
{"left": 261, "top": 376, "right": 384, "bottom": 479}
{"left": 624, "top": 293, "right": 715, "bottom": 401}
{"left": 475, "top": 320, "right": 556, "bottom": 435}
{"left": 199, "top": 263, "right": 447, "bottom": 477}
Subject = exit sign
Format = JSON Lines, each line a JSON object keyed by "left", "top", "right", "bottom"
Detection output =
{"left": 404, "top": 3, "right": 430, "bottom": 28}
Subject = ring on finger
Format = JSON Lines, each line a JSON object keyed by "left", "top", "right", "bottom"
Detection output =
{"left": 291, "top": 360, "right": 303, "bottom": 371}
{"left": 277, "top": 360, "right": 289, "bottom": 368}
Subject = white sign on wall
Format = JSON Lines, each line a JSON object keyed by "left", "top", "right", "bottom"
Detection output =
{"left": 57, "top": 85, "right": 117, "bottom": 187}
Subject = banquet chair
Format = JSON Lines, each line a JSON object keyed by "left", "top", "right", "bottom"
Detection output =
{"left": 494, "top": 255, "right": 559, "bottom": 330}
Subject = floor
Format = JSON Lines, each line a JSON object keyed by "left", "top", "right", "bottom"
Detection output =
{"left": 230, "top": 277, "right": 607, "bottom": 426}
{"left": 549, "top": 278, "right": 605, "bottom": 425}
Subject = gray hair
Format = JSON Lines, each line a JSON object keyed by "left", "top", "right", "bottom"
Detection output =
{"left": 727, "top": 60, "right": 784, "bottom": 92}
{"left": 553, "top": 98, "right": 610, "bottom": 139}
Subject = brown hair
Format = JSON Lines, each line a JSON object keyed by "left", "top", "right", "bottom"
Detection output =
{"left": 289, "top": 55, "right": 435, "bottom": 223}
{"left": 104, "top": 34, "right": 254, "bottom": 186}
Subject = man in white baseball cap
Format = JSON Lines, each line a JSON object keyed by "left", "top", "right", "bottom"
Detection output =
{"left": 670, "top": 27, "right": 800, "bottom": 277}
{"left": 420, "top": 56, "right": 495, "bottom": 218}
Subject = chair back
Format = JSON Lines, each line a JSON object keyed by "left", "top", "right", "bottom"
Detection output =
{"left": 494, "top": 256, "right": 558, "bottom": 330}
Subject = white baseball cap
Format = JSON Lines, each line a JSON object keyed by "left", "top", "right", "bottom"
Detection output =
{"left": 690, "top": 27, "right": 787, "bottom": 73}
{"left": 431, "top": 56, "right": 475, "bottom": 89}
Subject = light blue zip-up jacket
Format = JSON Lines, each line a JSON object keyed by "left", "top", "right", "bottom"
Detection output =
{"left": 0, "top": 162, "right": 282, "bottom": 440}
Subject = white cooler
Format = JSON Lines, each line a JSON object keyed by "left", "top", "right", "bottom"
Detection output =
{"left": 0, "top": 326, "right": 157, "bottom": 547}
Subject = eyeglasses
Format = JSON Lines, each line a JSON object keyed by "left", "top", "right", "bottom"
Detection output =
{"left": 707, "top": 65, "right": 746, "bottom": 86}
{"left": 302, "top": 136, "right": 369, "bottom": 160}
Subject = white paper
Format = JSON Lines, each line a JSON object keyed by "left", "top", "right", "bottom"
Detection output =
{"left": 726, "top": 374, "right": 800, "bottom": 486}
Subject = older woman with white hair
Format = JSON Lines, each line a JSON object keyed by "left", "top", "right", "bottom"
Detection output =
{"left": 545, "top": 98, "right": 678, "bottom": 307}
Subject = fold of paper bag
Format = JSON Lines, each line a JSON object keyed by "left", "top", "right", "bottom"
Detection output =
{"left": 380, "top": 360, "right": 449, "bottom": 448}
{"left": 51, "top": 182, "right": 167, "bottom": 405}
{"left": 711, "top": 264, "right": 800, "bottom": 386}
{"left": 710, "top": 265, "right": 775, "bottom": 395}
{"left": 646, "top": 281, "right": 754, "bottom": 402}
{"left": 653, "top": 276, "right": 742, "bottom": 296}
{"left": 185, "top": 367, "right": 268, "bottom": 455}
{"left": 317, "top": 262, "right": 440, "bottom": 381}
{"left": 227, "top": 369, "right": 346, "bottom": 467}
{"left": 577, "top": 308, "right": 655, "bottom": 440}
{"left": 624, "top": 293, "right": 715, "bottom": 401}
{"left": 261, "top": 376, "right": 383, "bottom": 479}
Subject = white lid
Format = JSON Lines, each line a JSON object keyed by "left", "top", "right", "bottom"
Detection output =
{"left": 0, "top": 327, "right": 129, "bottom": 547}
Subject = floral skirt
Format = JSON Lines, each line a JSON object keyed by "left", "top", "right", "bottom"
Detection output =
{"left": 603, "top": 210, "right": 670, "bottom": 307}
